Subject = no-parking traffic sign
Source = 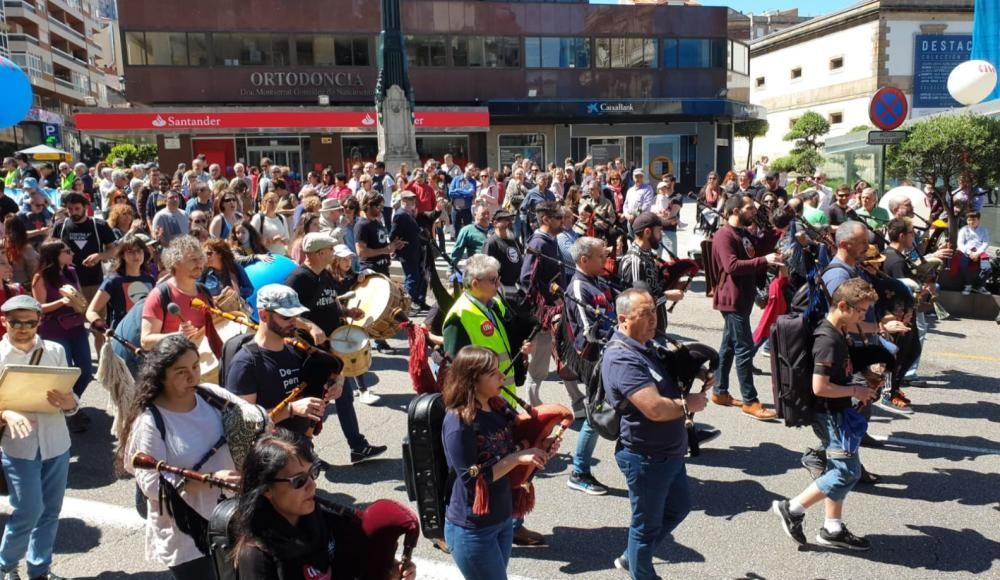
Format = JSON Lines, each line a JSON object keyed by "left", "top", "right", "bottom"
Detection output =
{"left": 869, "top": 87, "right": 909, "bottom": 131}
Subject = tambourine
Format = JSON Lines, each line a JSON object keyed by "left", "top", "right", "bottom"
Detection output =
{"left": 59, "top": 285, "right": 89, "bottom": 315}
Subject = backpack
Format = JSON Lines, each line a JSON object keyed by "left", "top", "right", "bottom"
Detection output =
{"left": 789, "top": 262, "right": 854, "bottom": 324}
{"left": 218, "top": 331, "right": 257, "bottom": 389}
{"left": 584, "top": 339, "right": 635, "bottom": 441}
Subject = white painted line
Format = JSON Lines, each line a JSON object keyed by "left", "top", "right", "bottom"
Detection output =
{"left": 0, "top": 496, "right": 537, "bottom": 580}
{"left": 871, "top": 434, "right": 1000, "bottom": 455}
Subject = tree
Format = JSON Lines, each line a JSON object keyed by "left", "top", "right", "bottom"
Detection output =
{"left": 849, "top": 124, "right": 872, "bottom": 133}
{"left": 734, "top": 119, "right": 770, "bottom": 169}
{"left": 770, "top": 149, "right": 824, "bottom": 175}
{"left": 887, "top": 113, "right": 1000, "bottom": 244}
{"left": 104, "top": 143, "right": 158, "bottom": 167}
{"left": 773, "top": 111, "right": 831, "bottom": 175}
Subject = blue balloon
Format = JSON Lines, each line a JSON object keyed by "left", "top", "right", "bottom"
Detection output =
{"left": 244, "top": 254, "right": 298, "bottom": 322}
{"left": 0, "top": 57, "right": 33, "bottom": 129}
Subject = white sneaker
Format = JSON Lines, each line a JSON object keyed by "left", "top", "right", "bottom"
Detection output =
{"left": 358, "top": 390, "right": 382, "bottom": 406}
{"left": 962, "top": 285, "right": 972, "bottom": 295}
{"left": 976, "top": 287, "right": 992, "bottom": 295}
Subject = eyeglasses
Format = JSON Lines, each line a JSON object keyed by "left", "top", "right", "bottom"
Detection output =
{"left": 61, "top": 248, "right": 73, "bottom": 255}
{"left": 271, "top": 462, "right": 321, "bottom": 489}
{"left": 223, "top": 198, "right": 236, "bottom": 204}
{"left": 479, "top": 276, "right": 499, "bottom": 285}
{"left": 7, "top": 319, "right": 39, "bottom": 329}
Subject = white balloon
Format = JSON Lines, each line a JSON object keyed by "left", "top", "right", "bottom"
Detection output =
{"left": 947, "top": 60, "right": 998, "bottom": 106}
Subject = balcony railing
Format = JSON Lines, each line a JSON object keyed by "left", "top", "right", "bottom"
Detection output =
{"left": 7, "top": 32, "right": 40, "bottom": 45}
{"left": 2, "top": 0, "right": 40, "bottom": 13}
{"left": 47, "top": 15, "right": 86, "bottom": 42}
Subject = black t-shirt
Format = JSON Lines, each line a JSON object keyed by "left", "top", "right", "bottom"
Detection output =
{"left": 354, "top": 217, "right": 390, "bottom": 273}
{"left": 812, "top": 320, "right": 853, "bottom": 413}
{"left": 827, "top": 204, "right": 850, "bottom": 227}
{"left": 99, "top": 272, "right": 155, "bottom": 328}
{"left": 285, "top": 266, "right": 344, "bottom": 335}
{"left": 225, "top": 343, "right": 310, "bottom": 433}
{"left": 882, "top": 246, "right": 913, "bottom": 280}
{"left": 53, "top": 217, "right": 117, "bottom": 286}
{"left": 484, "top": 234, "right": 523, "bottom": 287}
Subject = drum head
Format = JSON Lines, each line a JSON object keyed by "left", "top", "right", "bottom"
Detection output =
{"left": 348, "top": 275, "right": 393, "bottom": 325}
{"left": 330, "top": 325, "right": 370, "bottom": 351}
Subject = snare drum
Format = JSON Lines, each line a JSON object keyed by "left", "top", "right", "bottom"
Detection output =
{"left": 329, "top": 325, "right": 372, "bottom": 377}
{"left": 347, "top": 274, "right": 412, "bottom": 340}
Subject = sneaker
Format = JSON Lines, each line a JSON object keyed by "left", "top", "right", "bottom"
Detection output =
{"left": 741, "top": 401, "right": 778, "bottom": 421}
{"left": 801, "top": 447, "right": 826, "bottom": 479}
{"left": 567, "top": 472, "right": 609, "bottom": 496}
{"left": 772, "top": 499, "right": 807, "bottom": 545}
{"left": 962, "top": 285, "right": 972, "bottom": 295}
{"left": 613, "top": 555, "right": 630, "bottom": 573}
{"left": 874, "top": 395, "right": 914, "bottom": 415}
{"left": 350, "top": 444, "right": 388, "bottom": 464}
{"left": 375, "top": 341, "right": 395, "bottom": 355}
{"left": 512, "top": 525, "right": 546, "bottom": 546}
{"left": 693, "top": 425, "right": 721, "bottom": 447}
{"left": 357, "top": 390, "right": 382, "bottom": 406}
{"left": 816, "top": 525, "right": 871, "bottom": 551}
{"left": 711, "top": 392, "right": 743, "bottom": 407}
{"left": 976, "top": 287, "right": 992, "bottom": 295}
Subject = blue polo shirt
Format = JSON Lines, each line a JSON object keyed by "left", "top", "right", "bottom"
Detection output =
{"left": 601, "top": 330, "right": 687, "bottom": 459}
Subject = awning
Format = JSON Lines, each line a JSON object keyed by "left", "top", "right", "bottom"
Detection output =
{"left": 487, "top": 98, "right": 765, "bottom": 123}
{"left": 74, "top": 107, "right": 491, "bottom": 134}
{"left": 16, "top": 144, "right": 72, "bottom": 161}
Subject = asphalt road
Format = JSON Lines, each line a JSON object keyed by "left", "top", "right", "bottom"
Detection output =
{"left": 2, "top": 210, "right": 998, "bottom": 579}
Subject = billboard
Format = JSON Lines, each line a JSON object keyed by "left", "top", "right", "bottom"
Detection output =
{"left": 913, "top": 34, "right": 973, "bottom": 110}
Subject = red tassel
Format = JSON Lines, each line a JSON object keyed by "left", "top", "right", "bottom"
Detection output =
{"left": 472, "top": 472, "right": 490, "bottom": 517}
{"left": 404, "top": 321, "right": 440, "bottom": 394}
{"left": 512, "top": 482, "right": 535, "bottom": 519}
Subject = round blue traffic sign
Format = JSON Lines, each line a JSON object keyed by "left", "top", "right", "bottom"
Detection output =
{"left": 869, "top": 87, "right": 908, "bottom": 131}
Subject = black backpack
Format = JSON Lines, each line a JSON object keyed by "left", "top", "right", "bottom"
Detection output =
{"left": 584, "top": 340, "right": 634, "bottom": 441}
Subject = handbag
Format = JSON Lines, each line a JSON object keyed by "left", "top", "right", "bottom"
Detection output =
{"left": 0, "top": 348, "right": 45, "bottom": 496}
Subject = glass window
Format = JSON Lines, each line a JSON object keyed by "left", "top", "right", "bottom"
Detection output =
{"left": 662, "top": 39, "right": 677, "bottom": 68}
{"left": 452, "top": 37, "right": 484, "bottom": 67}
{"left": 335, "top": 36, "right": 370, "bottom": 66}
{"left": 731, "top": 41, "right": 749, "bottom": 75}
{"left": 596, "top": 38, "right": 656, "bottom": 68}
{"left": 499, "top": 134, "right": 545, "bottom": 167}
{"left": 666, "top": 38, "right": 726, "bottom": 69}
{"left": 296, "top": 35, "right": 336, "bottom": 66}
{"left": 143, "top": 32, "right": 188, "bottom": 66}
{"left": 486, "top": 36, "right": 520, "bottom": 68}
{"left": 406, "top": 35, "right": 447, "bottom": 67}
{"left": 124, "top": 31, "right": 146, "bottom": 65}
{"left": 527, "top": 37, "right": 589, "bottom": 68}
{"left": 188, "top": 33, "right": 208, "bottom": 66}
{"left": 213, "top": 33, "right": 289, "bottom": 66}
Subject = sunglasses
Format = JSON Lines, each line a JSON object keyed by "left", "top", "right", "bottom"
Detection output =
{"left": 272, "top": 462, "right": 322, "bottom": 489}
{"left": 8, "top": 319, "right": 39, "bottom": 329}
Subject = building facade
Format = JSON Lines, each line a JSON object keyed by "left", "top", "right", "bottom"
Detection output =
{"left": 2, "top": 0, "right": 108, "bottom": 160}
{"left": 742, "top": 0, "right": 974, "bottom": 167}
{"left": 84, "top": 0, "right": 757, "bottom": 191}
{"left": 728, "top": 8, "right": 811, "bottom": 42}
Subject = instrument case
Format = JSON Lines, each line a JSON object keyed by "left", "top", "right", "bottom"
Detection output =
{"left": 402, "top": 393, "right": 450, "bottom": 540}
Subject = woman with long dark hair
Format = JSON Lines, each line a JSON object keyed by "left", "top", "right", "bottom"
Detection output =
{"left": 119, "top": 335, "right": 243, "bottom": 580}
{"left": 209, "top": 191, "right": 243, "bottom": 241}
{"left": 85, "top": 233, "right": 156, "bottom": 331}
{"left": 31, "top": 240, "right": 92, "bottom": 431}
{"left": 441, "top": 346, "right": 556, "bottom": 580}
{"left": 232, "top": 428, "right": 416, "bottom": 580}
{"left": 228, "top": 219, "right": 273, "bottom": 266}
{"left": 200, "top": 238, "right": 252, "bottom": 300}
{"left": 289, "top": 211, "right": 321, "bottom": 265}
{"left": 3, "top": 214, "right": 38, "bottom": 286}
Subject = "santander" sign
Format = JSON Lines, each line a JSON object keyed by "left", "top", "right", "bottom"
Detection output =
{"left": 75, "top": 110, "right": 490, "bottom": 132}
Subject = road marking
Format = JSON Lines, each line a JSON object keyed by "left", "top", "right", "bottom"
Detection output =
{"left": 0, "top": 496, "right": 537, "bottom": 580}
{"left": 871, "top": 434, "right": 1000, "bottom": 455}
{"left": 929, "top": 352, "right": 1000, "bottom": 362}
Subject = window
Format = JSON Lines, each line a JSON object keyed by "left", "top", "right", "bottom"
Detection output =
{"left": 123, "top": 31, "right": 206, "bottom": 66}
{"left": 335, "top": 36, "right": 370, "bottom": 66}
{"left": 594, "top": 38, "right": 657, "bottom": 68}
{"left": 829, "top": 112, "right": 843, "bottom": 124}
{"left": 188, "top": 33, "right": 208, "bottom": 66}
{"left": 406, "top": 35, "right": 447, "bottom": 67}
{"left": 830, "top": 56, "right": 843, "bottom": 70}
{"left": 452, "top": 36, "right": 521, "bottom": 67}
{"left": 755, "top": 76, "right": 766, "bottom": 88}
{"left": 124, "top": 31, "right": 146, "bottom": 65}
{"left": 791, "top": 67, "right": 802, "bottom": 79}
{"left": 213, "top": 33, "right": 290, "bottom": 66}
{"left": 663, "top": 38, "right": 726, "bottom": 68}
{"left": 525, "top": 37, "right": 590, "bottom": 68}
{"left": 730, "top": 40, "right": 749, "bottom": 75}
{"left": 144, "top": 32, "right": 189, "bottom": 66}
{"left": 296, "top": 35, "right": 336, "bottom": 66}
{"left": 789, "top": 118, "right": 799, "bottom": 130}
{"left": 498, "top": 134, "right": 546, "bottom": 167}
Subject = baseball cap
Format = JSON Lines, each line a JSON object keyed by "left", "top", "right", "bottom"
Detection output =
{"left": 1, "top": 294, "right": 42, "bottom": 314}
{"left": 399, "top": 190, "right": 416, "bottom": 199}
{"left": 320, "top": 198, "right": 342, "bottom": 212}
{"left": 332, "top": 244, "right": 355, "bottom": 258}
{"left": 302, "top": 232, "right": 337, "bottom": 253}
{"left": 493, "top": 209, "right": 515, "bottom": 221}
{"left": 256, "top": 284, "right": 309, "bottom": 317}
{"left": 656, "top": 181, "right": 670, "bottom": 191}
{"left": 766, "top": 171, "right": 780, "bottom": 181}
{"left": 632, "top": 211, "right": 663, "bottom": 234}
{"left": 22, "top": 177, "right": 39, "bottom": 191}
{"left": 632, "top": 169, "right": 645, "bottom": 178}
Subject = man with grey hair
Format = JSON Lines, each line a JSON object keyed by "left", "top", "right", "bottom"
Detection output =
{"left": 73, "top": 162, "right": 92, "bottom": 196}
{"left": 564, "top": 236, "right": 614, "bottom": 496}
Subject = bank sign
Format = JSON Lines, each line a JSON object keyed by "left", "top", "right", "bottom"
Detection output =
{"left": 913, "top": 34, "right": 972, "bottom": 109}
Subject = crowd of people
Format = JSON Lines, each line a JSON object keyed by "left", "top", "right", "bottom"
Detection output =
{"left": 0, "top": 149, "right": 991, "bottom": 580}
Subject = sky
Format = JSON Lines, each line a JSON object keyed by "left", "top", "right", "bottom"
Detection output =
{"left": 591, "top": 1, "right": 858, "bottom": 17}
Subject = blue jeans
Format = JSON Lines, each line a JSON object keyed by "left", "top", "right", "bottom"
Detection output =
{"left": 54, "top": 328, "right": 93, "bottom": 396}
{"left": 331, "top": 384, "right": 367, "bottom": 451}
{"left": 400, "top": 256, "right": 426, "bottom": 305}
{"left": 451, "top": 206, "right": 472, "bottom": 236}
{"left": 0, "top": 450, "right": 70, "bottom": 578}
{"left": 716, "top": 311, "right": 758, "bottom": 403}
{"left": 811, "top": 411, "right": 861, "bottom": 502}
{"left": 905, "top": 312, "right": 927, "bottom": 380}
{"left": 614, "top": 447, "right": 690, "bottom": 580}
{"left": 444, "top": 519, "right": 513, "bottom": 580}
{"left": 572, "top": 419, "right": 599, "bottom": 475}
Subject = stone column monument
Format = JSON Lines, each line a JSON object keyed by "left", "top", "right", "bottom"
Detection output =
{"left": 375, "top": 0, "right": 419, "bottom": 173}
